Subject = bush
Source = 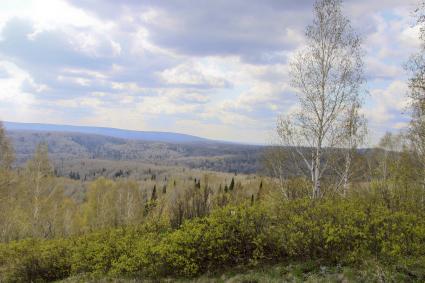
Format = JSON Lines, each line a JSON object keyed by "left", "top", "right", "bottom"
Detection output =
{"left": 271, "top": 198, "right": 425, "bottom": 264}
{"left": 71, "top": 220, "right": 170, "bottom": 277}
{"left": 156, "top": 204, "right": 272, "bottom": 277}
{"left": 1, "top": 194, "right": 425, "bottom": 281}
{"left": 0, "top": 238, "right": 71, "bottom": 282}
{"left": 271, "top": 199, "right": 370, "bottom": 262}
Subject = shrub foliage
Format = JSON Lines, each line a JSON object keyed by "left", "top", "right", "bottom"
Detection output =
{"left": 2, "top": 190, "right": 425, "bottom": 282}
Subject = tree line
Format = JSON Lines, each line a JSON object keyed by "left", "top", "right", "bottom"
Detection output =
{"left": 0, "top": 125, "right": 262, "bottom": 242}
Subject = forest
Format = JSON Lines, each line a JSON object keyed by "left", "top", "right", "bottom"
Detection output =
{"left": 1, "top": 0, "right": 425, "bottom": 282}
{"left": 7, "top": 130, "right": 263, "bottom": 175}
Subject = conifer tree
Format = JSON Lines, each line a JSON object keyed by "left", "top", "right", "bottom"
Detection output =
{"left": 151, "top": 185, "right": 157, "bottom": 201}
{"left": 229, "top": 178, "right": 235, "bottom": 191}
{"left": 257, "top": 180, "right": 267, "bottom": 202}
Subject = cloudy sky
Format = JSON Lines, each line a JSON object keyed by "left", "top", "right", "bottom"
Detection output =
{"left": 0, "top": 0, "right": 421, "bottom": 144}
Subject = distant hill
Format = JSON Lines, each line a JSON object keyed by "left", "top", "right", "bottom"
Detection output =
{"left": 2, "top": 122, "right": 379, "bottom": 179}
{"left": 4, "top": 121, "right": 210, "bottom": 143}
{"left": 6, "top": 129, "right": 264, "bottom": 176}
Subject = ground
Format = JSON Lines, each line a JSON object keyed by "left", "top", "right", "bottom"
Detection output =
{"left": 58, "top": 261, "right": 421, "bottom": 283}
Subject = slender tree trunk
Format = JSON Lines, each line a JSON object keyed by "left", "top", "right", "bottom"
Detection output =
{"left": 33, "top": 169, "right": 41, "bottom": 236}
{"left": 126, "top": 190, "right": 133, "bottom": 222}
{"left": 342, "top": 150, "right": 351, "bottom": 196}
{"left": 313, "top": 146, "right": 321, "bottom": 198}
{"left": 422, "top": 165, "right": 425, "bottom": 191}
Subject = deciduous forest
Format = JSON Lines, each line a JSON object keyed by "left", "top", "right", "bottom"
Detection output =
{"left": 1, "top": 0, "right": 425, "bottom": 282}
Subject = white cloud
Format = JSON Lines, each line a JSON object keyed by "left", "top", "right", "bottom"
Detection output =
{"left": 0, "top": 60, "right": 38, "bottom": 103}
{"left": 158, "top": 59, "right": 231, "bottom": 88}
{"left": 136, "top": 95, "right": 199, "bottom": 115}
{"left": 0, "top": 0, "right": 421, "bottom": 143}
{"left": 370, "top": 80, "right": 410, "bottom": 112}
{"left": 363, "top": 80, "right": 411, "bottom": 143}
{"left": 365, "top": 57, "right": 403, "bottom": 80}
{"left": 0, "top": 0, "right": 108, "bottom": 34}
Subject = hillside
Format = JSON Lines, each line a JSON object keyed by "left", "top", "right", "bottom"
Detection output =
{"left": 4, "top": 121, "right": 210, "bottom": 143}
{"left": 6, "top": 129, "right": 264, "bottom": 175}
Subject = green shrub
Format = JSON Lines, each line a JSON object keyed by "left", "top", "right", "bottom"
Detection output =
{"left": 271, "top": 198, "right": 425, "bottom": 264}
{"left": 109, "top": 229, "right": 165, "bottom": 277}
{"left": 71, "top": 220, "right": 170, "bottom": 277}
{"left": 155, "top": 204, "right": 272, "bottom": 277}
{"left": 366, "top": 208, "right": 425, "bottom": 261}
{"left": 1, "top": 193, "right": 425, "bottom": 281}
{"left": 0, "top": 238, "right": 71, "bottom": 282}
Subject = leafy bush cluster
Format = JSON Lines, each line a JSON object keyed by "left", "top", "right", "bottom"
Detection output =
{"left": 1, "top": 192, "right": 425, "bottom": 282}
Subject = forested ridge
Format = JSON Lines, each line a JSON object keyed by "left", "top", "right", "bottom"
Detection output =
{"left": 7, "top": 130, "right": 263, "bottom": 175}
{"left": 1, "top": 0, "right": 425, "bottom": 282}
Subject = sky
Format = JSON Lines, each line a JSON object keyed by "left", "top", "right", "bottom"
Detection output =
{"left": 0, "top": 0, "right": 421, "bottom": 144}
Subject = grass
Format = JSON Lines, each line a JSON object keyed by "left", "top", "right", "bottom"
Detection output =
{"left": 57, "top": 259, "right": 425, "bottom": 283}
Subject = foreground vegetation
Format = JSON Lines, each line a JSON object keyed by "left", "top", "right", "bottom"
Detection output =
{"left": 60, "top": 261, "right": 424, "bottom": 283}
{"left": 59, "top": 261, "right": 425, "bottom": 283}
{"left": 2, "top": 185, "right": 425, "bottom": 282}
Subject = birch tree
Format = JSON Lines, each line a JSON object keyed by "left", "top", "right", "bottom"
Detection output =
{"left": 278, "top": 0, "right": 364, "bottom": 198}
{"left": 25, "top": 143, "right": 58, "bottom": 237}
{"left": 337, "top": 100, "right": 367, "bottom": 194}
{"left": 0, "top": 121, "right": 17, "bottom": 241}
{"left": 0, "top": 121, "right": 15, "bottom": 197}
{"left": 0, "top": 122, "right": 14, "bottom": 170}
{"left": 406, "top": 2, "right": 425, "bottom": 189}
